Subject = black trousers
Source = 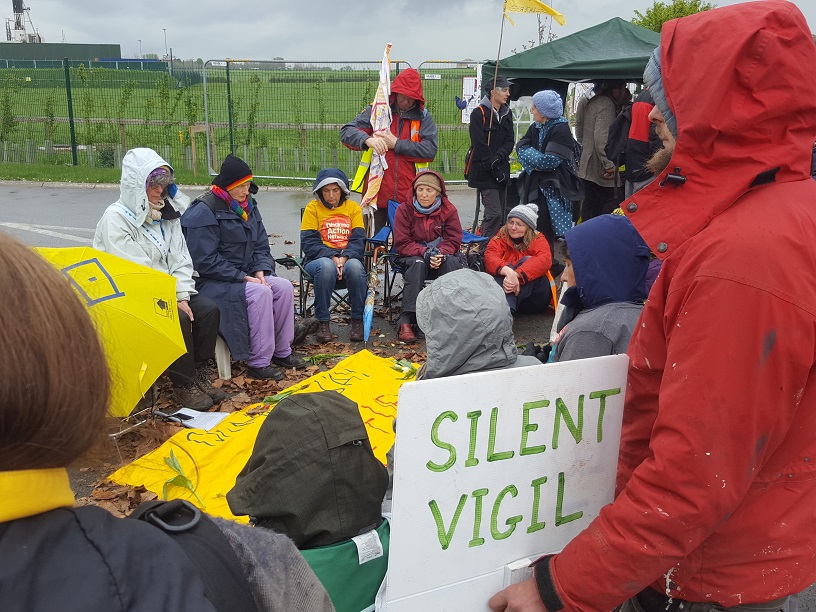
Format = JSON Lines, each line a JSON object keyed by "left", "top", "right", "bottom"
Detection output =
{"left": 167, "top": 293, "right": 220, "bottom": 386}
{"left": 396, "top": 255, "right": 463, "bottom": 314}
{"left": 580, "top": 179, "right": 622, "bottom": 221}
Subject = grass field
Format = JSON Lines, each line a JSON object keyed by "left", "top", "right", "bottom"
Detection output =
{"left": 0, "top": 64, "right": 478, "bottom": 181}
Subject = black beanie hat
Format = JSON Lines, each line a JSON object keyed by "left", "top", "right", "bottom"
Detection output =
{"left": 213, "top": 154, "right": 253, "bottom": 191}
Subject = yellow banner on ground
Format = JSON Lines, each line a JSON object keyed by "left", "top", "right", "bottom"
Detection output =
{"left": 109, "top": 350, "right": 405, "bottom": 521}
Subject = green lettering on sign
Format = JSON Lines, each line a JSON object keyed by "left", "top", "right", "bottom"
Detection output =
{"left": 469, "top": 488, "right": 489, "bottom": 547}
{"left": 555, "top": 471, "right": 583, "bottom": 526}
{"left": 589, "top": 388, "right": 621, "bottom": 442}
{"left": 429, "top": 495, "right": 467, "bottom": 550}
{"left": 427, "top": 410, "right": 457, "bottom": 472}
{"left": 527, "top": 475, "right": 548, "bottom": 534}
{"left": 520, "top": 400, "right": 548, "bottom": 456}
{"left": 465, "top": 410, "right": 482, "bottom": 467}
{"left": 552, "top": 395, "right": 584, "bottom": 449}
{"left": 487, "top": 406, "right": 515, "bottom": 462}
{"left": 491, "top": 484, "right": 522, "bottom": 540}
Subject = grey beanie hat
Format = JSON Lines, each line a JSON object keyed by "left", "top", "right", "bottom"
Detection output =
{"left": 532, "top": 90, "right": 563, "bottom": 119}
{"left": 507, "top": 202, "right": 539, "bottom": 230}
{"left": 643, "top": 46, "right": 677, "bottom": 139}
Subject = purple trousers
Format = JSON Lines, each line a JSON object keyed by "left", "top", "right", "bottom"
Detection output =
{"left": 244, "top": 275, "right": 295, "bottom": 368}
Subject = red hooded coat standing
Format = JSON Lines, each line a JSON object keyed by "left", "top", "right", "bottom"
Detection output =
{"left": 536, "top": 2, "right": 816, "bottom": 610}
{"left": 340, "top": 68, "right": 439, "bottom": 209}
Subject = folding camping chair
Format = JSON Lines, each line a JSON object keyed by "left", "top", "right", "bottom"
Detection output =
{"left": 366, "top": 199, "right": 491, "bottom": 322}
{"left": 275, "top": 208, "right": 352, "bottom": 318}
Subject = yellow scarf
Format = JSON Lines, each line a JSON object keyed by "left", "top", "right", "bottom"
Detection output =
{"left": 0, "top": 468, "right": 74, "bottom": 523}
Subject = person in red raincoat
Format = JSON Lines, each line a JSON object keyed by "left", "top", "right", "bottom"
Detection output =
{"left": 491, "top": 2, "right": 816, "bottom": 611}
{"left": 341, "top": 68, "right": 438, "bottom": 231}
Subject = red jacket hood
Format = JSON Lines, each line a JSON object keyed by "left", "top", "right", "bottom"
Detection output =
{"left": 625, "top": 0, "right": 816, "bottom": 260}
{"left": 390, "top": 68, "right": 425, "bottom": 110}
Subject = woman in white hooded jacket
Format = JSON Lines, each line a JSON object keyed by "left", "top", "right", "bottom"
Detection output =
{"left": 93, "top": 147, "right": 224, "bottom": 411}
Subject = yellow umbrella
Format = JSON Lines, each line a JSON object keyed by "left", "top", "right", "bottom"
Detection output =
{"left": 35, "top": 246, "right": 186, "bottom": 417}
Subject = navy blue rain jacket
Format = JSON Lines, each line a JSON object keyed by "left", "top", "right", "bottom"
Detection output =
{"left": 181, "top": 190, "right": 275, "bottom": 360}
{"left": 559, "top": 214, "right": 650, "bottom": 329}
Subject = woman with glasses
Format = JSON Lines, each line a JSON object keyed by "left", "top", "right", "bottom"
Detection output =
{"left": 484, "top": 202, "right": 553, "bottom": 314}
{"left": 94, "top": 147, "right": 224, "bottom": 411}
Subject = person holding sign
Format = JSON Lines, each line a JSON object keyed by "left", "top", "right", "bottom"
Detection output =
{"left": 301, "top": 168, "right": 367, "bottom": 344}
{"left": 491, "top": 2, "right": 816, "bottom": 611}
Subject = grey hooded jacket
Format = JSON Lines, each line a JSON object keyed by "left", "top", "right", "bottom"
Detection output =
{"left": 416, "top": 268, "right": 540, "bottom": 379}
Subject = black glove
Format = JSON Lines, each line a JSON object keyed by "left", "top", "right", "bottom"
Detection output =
{"left": 522, "top": 342, "right": 539, "bottom": 357}
{"left": 489, "top": 156, "right": 508, "bottom": 184}
{"left": 535, "top": 344, "right": 552, "bottom": 363}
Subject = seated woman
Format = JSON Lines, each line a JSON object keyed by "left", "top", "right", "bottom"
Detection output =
{"left": 94, "top": 147, "right": 224, "bottom": 411}
{"left": 485, "top": 203, "right": 553, "bottom": 314}
{"left": 301, "top": 168, "right": 367, "bottom": 343}
{"left": 392, "top": 170, "right": 463, "bottom": 342}
{"left": 0, "top": 233, "right": 333, "bottom": 612}
{"left": 553, "top": 214, "right": 650, "bottom": 361}
{"left": 181, "top": 154, "right": 305, "bottom": 381}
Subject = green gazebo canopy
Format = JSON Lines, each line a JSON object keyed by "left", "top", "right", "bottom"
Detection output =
{"left": 483, "top": 17, "right": 661, "bottom": 94}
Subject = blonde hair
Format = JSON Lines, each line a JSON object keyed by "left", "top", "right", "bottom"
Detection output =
{"left": 498, "top": 224, "right": 536, "bottom": 251}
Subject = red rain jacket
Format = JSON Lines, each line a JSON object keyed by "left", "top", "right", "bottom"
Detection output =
{"left": 341, "top": 68, "right": 438, "bottom": 209}
{"left": 393, "top": 171, "right": 461, "bottom": 257}
{"left": 543, "top": 2, "right": 816, "bottom": 609}
{"left": 484, "top": 230, "right": 551, "bottom": 285}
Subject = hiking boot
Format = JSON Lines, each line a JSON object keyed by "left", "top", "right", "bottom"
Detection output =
{"left": 271, "top": 353, "right": 308, "bottom": 370}
{"left": 293, "top": 317, "right": 319, "bottom": 346}
{"left": 246, "top": 364, "right": 285, "bottom": 381}
{"left": 173, "top": 382, "right": 214, "bottom": 412}
{"left": 398, "top": 323, "right": 417, "bottom": 343}
{"left": 315, "top": 321, "right": 333, "bottom": 344}
{"left": 195, "top": 367, "right": 228, "bottom": 403}
{"left": 350, "top": 319, "right": 364, "bottom": 342}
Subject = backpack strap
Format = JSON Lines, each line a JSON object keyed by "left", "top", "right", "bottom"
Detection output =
{"left": 130, "top": 500, "right": 260, "bottom": 612}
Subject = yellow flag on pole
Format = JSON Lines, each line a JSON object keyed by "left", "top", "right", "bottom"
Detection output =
{"left": 504, "top": 0, "right": 566, "bottom": 26}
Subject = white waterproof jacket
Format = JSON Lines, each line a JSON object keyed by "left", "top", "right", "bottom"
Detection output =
{"left": 93, "top": 148, "right": 196, "bottom": 301}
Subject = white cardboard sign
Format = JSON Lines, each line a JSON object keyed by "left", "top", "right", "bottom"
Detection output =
{"left": 387, "top": 355, "right": 629, "bottom": 611}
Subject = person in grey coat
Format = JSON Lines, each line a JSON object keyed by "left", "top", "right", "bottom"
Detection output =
{"left": 553, "top": 214, "right": 650, "bottom": 362}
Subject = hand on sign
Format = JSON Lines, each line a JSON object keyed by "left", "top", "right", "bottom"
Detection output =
{"left": 488, "top": 578, "right": 546, "bottom": 612}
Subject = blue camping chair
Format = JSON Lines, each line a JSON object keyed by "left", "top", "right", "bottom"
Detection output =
{"left": 366, "top": 199, "right": 489, "bottom": 323}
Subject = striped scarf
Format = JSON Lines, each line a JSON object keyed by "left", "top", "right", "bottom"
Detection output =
{"left": 212, "top": 185, "right": 253, "bottom": 221}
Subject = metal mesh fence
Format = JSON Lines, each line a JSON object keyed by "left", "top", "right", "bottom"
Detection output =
{"left": 202, "top": 59, "right": 413, "bottom": 179}
{"left": 0, "top": 58, "right": 481, "bottom": 181}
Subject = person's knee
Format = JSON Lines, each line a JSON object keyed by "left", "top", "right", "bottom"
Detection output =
{"left": 310, "top": 258, "right": 337, "bottom": 283}
{"left": 344, "top": 258, "right": 365, "bottom": 280}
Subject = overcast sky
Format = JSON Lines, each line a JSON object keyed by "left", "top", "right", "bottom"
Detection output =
{"left": 30, "top": 0, "right": 816, "bottom": 65}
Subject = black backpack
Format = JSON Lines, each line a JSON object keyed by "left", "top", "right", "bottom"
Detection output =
{"left": 130, "top": 499, "right": 260, "bottom": 612}
{"left": 604, "top": 103, "right": 632, "bottom": 168}
{"left": 227, "top": 390, "right": 388, "bottom": 549}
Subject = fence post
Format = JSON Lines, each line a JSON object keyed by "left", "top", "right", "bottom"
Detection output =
{"left": 63, "top": 58, "right": 78, "bottom": 166}
{"left": 225, "top": 60, "right": 234, "bottom": 154}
